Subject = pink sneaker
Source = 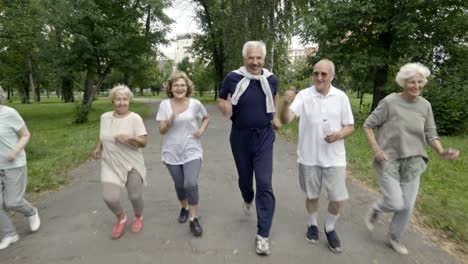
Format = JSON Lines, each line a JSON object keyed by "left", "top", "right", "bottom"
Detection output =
{"left": 131, "top": 216, "right": 143, "bottom": 233}
{"left": 111, "top": 215, "right": 127, "bottom": 240}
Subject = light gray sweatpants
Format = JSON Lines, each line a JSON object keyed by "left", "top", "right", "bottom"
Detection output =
{"left": 0, "top": 166, "right": 36, "bottom": 237}
{"left": 373, "top": 156, "right": 427, "bottom": 240}
{"left": 102, "top": 169, "right": 144, "bottom": 216}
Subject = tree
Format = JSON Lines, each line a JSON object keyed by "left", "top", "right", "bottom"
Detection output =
{"left": 0, "top": 0, "right": 46, "bottom": 103}
{"left": 191, "top": 0, "right": 307, "bottom": 99}
{"left": 191, "top": 59, "right": 214, "bottom": 96}
{"left": 41, "top": 0, "right": 171, "bottom": 122}
{"left": 299, "top": 0, "right": 468, "bottom": 111}
{"left": 177, "top": 57, "right": 193, "bottom": 74}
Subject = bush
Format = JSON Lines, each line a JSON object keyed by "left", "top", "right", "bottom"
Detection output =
{"left": 424, "top": 79, "right": 468, "bottom": 135}
{"left": 74, "top": 104, "right": 89, "bottom": 124}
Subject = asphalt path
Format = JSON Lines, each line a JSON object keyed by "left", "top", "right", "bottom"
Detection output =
{"left": 1, "top": 98, "right": 463, "bottom": 264}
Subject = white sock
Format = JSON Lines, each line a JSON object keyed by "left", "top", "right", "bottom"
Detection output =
{"left": 307, "top": 212, "right": 318, "bottom": 227}
{"left": 325, "top": 212, "right": 339, "bottom": 232}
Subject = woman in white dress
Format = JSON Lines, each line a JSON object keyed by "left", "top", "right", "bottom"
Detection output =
{"left": 93, "top": 84, "right": 148, "bottom": 240}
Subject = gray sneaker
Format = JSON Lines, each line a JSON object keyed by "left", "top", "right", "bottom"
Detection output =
{"left": 365, "top": 206, "right": 380, "bottom": 231}
{"left": 386, "top": 238, "right": 409, "bottom": 255}
{"left": 255, "top": 235, "right": 270, "bottom": 256}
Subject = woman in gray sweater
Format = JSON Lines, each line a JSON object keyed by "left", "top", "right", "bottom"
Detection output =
{"left": 363, "top": 63, "right": 460, "bottom": 255}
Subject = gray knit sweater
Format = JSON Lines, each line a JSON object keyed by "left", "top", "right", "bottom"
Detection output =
{"left": 364, "top": 93, "right": 439, "bottom": 161}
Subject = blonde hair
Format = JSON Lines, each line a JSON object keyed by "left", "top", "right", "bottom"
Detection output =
{"left": 395, "top": 63, "right": 430, "bottom": 88}
{"left": 164, "top": 71, "right": 193, "bottom": 98}
{"left": 109, "top": 84, "right": 133, "bottom": 102}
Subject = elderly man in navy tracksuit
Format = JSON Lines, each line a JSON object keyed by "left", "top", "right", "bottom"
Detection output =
{"left": 217, "top": 40, "right": 281, "bottom": 256}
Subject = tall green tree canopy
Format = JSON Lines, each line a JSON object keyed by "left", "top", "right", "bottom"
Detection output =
{"left": 299, "top": 0, "right": 468, "bottom": 111}
{"left": 191, "top": 0, "right": 307, "bottom": 98}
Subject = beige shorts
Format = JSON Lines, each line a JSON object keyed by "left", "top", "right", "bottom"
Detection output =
{"left": 298, "top": 164, "right": 349, "bottom": 201}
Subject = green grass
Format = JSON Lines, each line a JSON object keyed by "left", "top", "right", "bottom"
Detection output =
{"left": 279, "top": 92, "right": 468, "bottom": 252}
{"left": 6, "top": 98, "right": 150, "bottom": 193}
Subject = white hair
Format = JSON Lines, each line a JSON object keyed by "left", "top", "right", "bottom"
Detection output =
{"left": 0, "top": 86, "right": 5, "bottom": 105}
{"left": 315, "top": 59, "right": 336, "bottom": 76}
{"left": 395, "top": 63, "right": 431, "bottom": 88}
{"left": 109, "top": 84, "right": 133, "bottom": 102}
{"left": 242, "top": 41, "right": 266, "bottom": 58}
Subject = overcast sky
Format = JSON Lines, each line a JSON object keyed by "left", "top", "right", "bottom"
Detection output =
{"left": 159, "top": 0, "right": 199, "bottom": 58}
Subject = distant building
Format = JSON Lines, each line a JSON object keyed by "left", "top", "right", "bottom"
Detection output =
{"left": 174, "top": 33, "right": 194, "bottom": 64}
{"left": 288, "top": 46, "right": 317, "bottom": 64}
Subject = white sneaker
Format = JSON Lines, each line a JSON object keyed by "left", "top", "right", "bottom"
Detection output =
{"left": 386, "top": 238, "right": 409, "bottom": 255}
{"left": 255, "top": 235, "right": 270, "bottom": 256}
{"left": 0, "top": 234, "right": 19, "bottom": 250}
{"left": 243, "top": 202, "right": 252, "bottom": 216}
{"left": 28, "top": 208, "right": 40, "bottom": 232}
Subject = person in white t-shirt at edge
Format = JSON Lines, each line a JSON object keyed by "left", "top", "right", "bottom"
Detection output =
{"left": 92, "top": 84, "right": 148, "bottom": 240}
{"left": 280, "top": 59, "right": 355, "bottom": 253}
{"left": 0, "top": 86, "right": 40, "bottom": 250}
{"left": 156, "top": 71, "right": 209, "bottom": 237}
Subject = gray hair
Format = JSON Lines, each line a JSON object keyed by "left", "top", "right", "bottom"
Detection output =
{"left": 0, "top": 86, "right": 5, "bottom": 105}
{"left": 242, "top": 41, "right": 266, "bottom": 58}
{"left": 109, "top": 84, "right": 133, "bottom": 102}
{"left": 395, "top": 63, "right": 430, "bottom": 88}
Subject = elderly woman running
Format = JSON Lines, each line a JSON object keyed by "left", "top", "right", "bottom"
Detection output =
{"left": 0, "top": 86, "right": 40, "bottom": 250}
{"left": 93, "top": 84, "right": 148, "bottom": 240}
{"left": 363, "top": 63, "right": 460, "bottom": 255}
{"left": 156, "top": 71, "right": 209, "bottom": 237}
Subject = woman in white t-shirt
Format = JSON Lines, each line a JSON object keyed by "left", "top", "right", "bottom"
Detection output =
{"left": 156, "top": 72, "right": 209, "bottom": 237}
{"left": 92, "top": 84, "right": 148, "bottom": 240}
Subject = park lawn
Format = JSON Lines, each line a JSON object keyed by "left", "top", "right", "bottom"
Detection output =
{"left": 279, "top": 92, "right": 468, "bottom": 252}
{"left": 6, "top": 98, "right": 150, "bottom": 193}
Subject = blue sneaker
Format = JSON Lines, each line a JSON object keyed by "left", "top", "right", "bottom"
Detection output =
{"left": 306, "top": 225, "right": 319, "bottom": 243}
{"left": 324, "top": 227, "right": 342, "bottom": 253}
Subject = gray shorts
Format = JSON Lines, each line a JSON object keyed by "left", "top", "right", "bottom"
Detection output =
{"left": 298, "top": 164, "right": 349, "bottom": 201}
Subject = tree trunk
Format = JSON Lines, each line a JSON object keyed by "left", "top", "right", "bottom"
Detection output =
{"left": 22, "top": 76, "right": 30, "bottom": 104}
{"left": 62, "top": 76, "right": 75, "bottom": 103}
{"left": 371, "top": 32, "right": 392, "bottom": 111}
{"left": 145, "top": 5, "right": 151, "bottom": 38}
{"left": 35, "top": 83, "right": 41, "bottom": 102}
{"left": 27, "top": 54, "right": 38, "bottom": 103}
{"left": 83, "top": 62, "right": 97, "bottom": 110}
{"left": 198, "top": 0, "right": 225, "bottom": 101}
{"left": 371, "top": 64, "right": 389, "bottom": 111}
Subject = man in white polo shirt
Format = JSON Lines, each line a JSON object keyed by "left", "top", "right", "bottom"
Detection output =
{"left": 280, "top": 59, "right": 354, "bottom": 253}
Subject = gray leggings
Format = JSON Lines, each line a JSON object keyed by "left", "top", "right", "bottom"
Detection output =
{"left": 164, "top": 159, "right": 202, "bottom": 206}
{"left": 102, "top": 169, "right": 144, "bottom": 216}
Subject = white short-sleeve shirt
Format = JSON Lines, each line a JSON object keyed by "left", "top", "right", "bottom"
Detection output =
{"left": 289, "top": 86, "right": 354, "bottom": 167}
{"left": 156, "top": 98, "right": 208, "bottom": 165}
